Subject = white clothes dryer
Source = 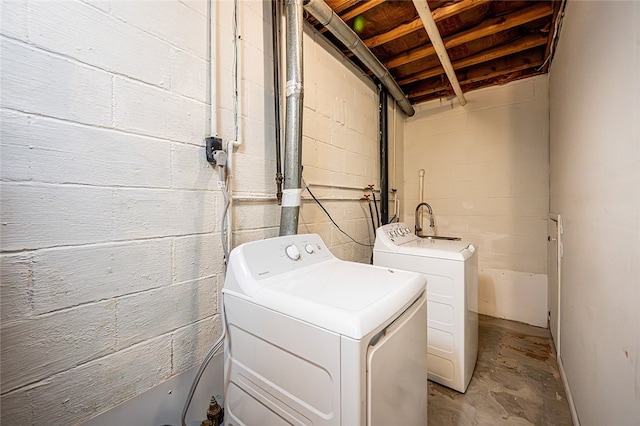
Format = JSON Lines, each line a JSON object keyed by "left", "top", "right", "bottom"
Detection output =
{"left": 223, "top": 233, "right": 427, "bottom": 425}
{"left": 373, "top": 222, "right": 478, "bottom": 393}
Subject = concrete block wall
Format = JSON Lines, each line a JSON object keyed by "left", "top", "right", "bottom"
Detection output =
{"left": 0, "top": 1, "right": 223, "bottom": 424}
{"left": 403, "top": 76, "right": 550, "bottom": 327}
{"left": 1, "top": 0, "right": 386, "bottom": 423}
{"left": 297, "top": 26, "right": 381, "bottom": 263}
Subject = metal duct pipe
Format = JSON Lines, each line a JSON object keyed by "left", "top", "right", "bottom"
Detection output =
{"left": 303, "top": 0, "right": 415, "bottom": 117}
{"left": 279, "top": 0, "right": 304, "bottom": 236}
{"left": 412, "top": 0, "right": 467, "bottom": 106}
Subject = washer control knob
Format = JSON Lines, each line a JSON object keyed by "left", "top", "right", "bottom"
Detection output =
{"left": 304, "top": 244, "right": 314, "bottom": 254}
{"left": 285, "top": 244, "right": 301, "bottom": 260}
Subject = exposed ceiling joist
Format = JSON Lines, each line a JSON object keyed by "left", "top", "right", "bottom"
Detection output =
{"left": 408, "top": 49, "right": 545, "bottom": 101}
{"left": 304, "top": 0, "right": 560, "bottom": 106}
{"left": 340, "top": 0, "right": 385, "bottom": 22}
{"left": 385, "top": 2, "right": 554, "bottom": 70}
{"left": 363, "top": 0, "right": 492, "bottom": 49}
{"left": 398, "top": 32, "right": 548, "bottom": 86}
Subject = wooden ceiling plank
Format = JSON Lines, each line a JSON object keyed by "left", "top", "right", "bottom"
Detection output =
{"left": 461, "top": 59, "right": 544, "bottom": 86}
{"left": 386, "top": 45, "right": 437, "bottom": 69}
{"left": 453, "top": 33, "right": 547, "bottom": 70}
{"left": 431, "top": 0, "right": 492, "bottom": 22}
{"left": 385, "top": 2, "right": 553, "bottom": 69}
{"left": 331, "top": 0, "right": 359, "bottom": 14}
{"left": 340, "top": 0, "right": 386, "bottom": 22}
{"left": 365, "top": 19, "right": 423, "bottom": 48}
{"left": 396, "top": 31, "right": 546, "bottom": 87}
{"left": 398, "top": 66, "right": 444, "bottom": 86}
{"left": 407, "top": 50, "right": 545, "bottom": 99}
{"left": 363, "top": 0, "right": 492, "bottom": 49}
{"left": 447, "top": 2, "right": 553, "bottom": 48}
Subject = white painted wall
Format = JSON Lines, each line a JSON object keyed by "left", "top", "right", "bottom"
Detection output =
{"left": 296, "top": 25, "right": 382, "bottom": 263}
{"left": 0, "top": 0, "right": 384, "bottom": 424}
{"left": 549, "top": 1, "right": 640, "bottom": 424}
{"left": 404, "top": 76, "right": 550, "bottom": 327}
{"left": 0, "top": 1, "right": 222, "bottom": 424}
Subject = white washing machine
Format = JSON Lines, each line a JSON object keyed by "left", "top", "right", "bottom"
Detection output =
{"left": 223, "top": 233, "right": 427, "bottom": 425}
{"left": 373, "top": 222, "right": 478, "bottom": 393}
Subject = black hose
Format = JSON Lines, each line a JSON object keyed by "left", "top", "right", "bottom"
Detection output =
{"left": 371, "top": 189, "right": 380, "bottom": 229}
{"left": 367, "top": 199, "right": 376, "bottom": 264}
{"left": 367, "top": 200, "right": 376, "bottom": 237}
{"left": 304, "top": 180, "right": 372, "bottom": 247}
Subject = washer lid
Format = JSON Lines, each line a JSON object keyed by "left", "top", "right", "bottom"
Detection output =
{"left": 224, "top": 259, "right": 425, "bottom": 340}
{"left": 374, "top": 224, "right": 475, "bottom": 261}
{"left": 393, "top": 238, "right": 475, "bottom": 260}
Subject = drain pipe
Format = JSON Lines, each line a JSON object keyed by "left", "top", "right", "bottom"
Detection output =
{"left": 379, "top": 85, "right": 389, "bottom": 225}
{"left": 303, "top": 0, "right": 415, "bottom": 117}
{"left": 411, "top": 0, "right": 466, "bottom": 106}
{"left": 272, "top": 0, "right": 283, "bottom": 205}
{"left": 279, "top": 0, "right": 304, "bottom": 236}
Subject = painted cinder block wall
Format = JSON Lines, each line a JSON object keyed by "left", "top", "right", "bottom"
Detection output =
{"left": 549, "top": 1, "right": 640, "bottom": 424}
{"left": 0, "top": 1, "right": 221, "bottom": 424}
{"left": 0, "top": 0, "right": 383, "bottom": 424}
{"left": 294, "top": 25, "right": 381, "bottom": 264}
{"left": 403, "top": 76, "right": 550, "bottom": 327}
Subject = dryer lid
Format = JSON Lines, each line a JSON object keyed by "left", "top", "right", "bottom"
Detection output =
{"left": 224, "top": 259, "right": 425, "bottom": 340}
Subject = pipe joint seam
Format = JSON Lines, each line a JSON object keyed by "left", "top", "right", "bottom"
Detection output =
{"left": 285, "top": 80, "right": 304, "bottom": 97}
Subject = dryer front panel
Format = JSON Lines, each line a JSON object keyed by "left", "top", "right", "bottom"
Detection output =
{"left": 366, "top": 296, "right": 427, "bottom": 426}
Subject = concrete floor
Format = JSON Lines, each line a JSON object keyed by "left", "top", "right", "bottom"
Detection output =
{"left": 428, "top": 315, "right": 573, "bottom": 426}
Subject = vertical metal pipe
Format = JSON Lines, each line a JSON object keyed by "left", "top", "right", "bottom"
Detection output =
{"left": 279, "top": 0, "right": 304, "bottom": 236}
{"left": 379, "top": 86, "right": 389, "bottom": 225}
{"left": 272, "top": 0, "right": 283, "bottom": 205}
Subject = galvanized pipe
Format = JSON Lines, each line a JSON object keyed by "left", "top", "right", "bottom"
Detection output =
{"left": 303, "top": 0, "right": 415, "bottom": 117}
{"left": 279, "top": 0, "right": 304, "bottom": 236}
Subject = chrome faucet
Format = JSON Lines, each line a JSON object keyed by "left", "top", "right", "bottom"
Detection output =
{"left": 415, "top": 202, "right": 435, "bottom": 236}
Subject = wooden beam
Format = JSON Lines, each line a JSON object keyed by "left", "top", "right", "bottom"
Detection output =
{"left": 363, "top": 0, "right": 491, "bottom": 48}
{"left": 385, "top": 2, "right": 553, "bottom": 69}
{"left": 328, "top": 0, "right": 358, "bottom": 14}
{"left": 407, "top": 49, "right": 545, "bottom": 99}
{"left": 460, "top": 50, "right": 545, "bottom": 85}
{"left": 398, "top": 32, "right": 548, "bottom": 86}
{"left": 340, "top": 0, "right": 386, "bottom": 22}
{"left": 364, "top": 19, "right": 423, "bottom": 49}
{"left": 431, "top": 0, "right": 491, "bottom": 22}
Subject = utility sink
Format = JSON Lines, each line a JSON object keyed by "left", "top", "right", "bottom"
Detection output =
{"left": 418, "top": 235, "right": 462, "bottom": 241}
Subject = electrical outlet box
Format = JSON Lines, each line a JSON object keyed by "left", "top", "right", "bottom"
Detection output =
{"left": 205, "top": 137, "right": 224, "bottom": 164}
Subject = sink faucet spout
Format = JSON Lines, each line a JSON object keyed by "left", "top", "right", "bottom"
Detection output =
{"left": 415, "top": 202, "right": 435, "bottom": 236}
